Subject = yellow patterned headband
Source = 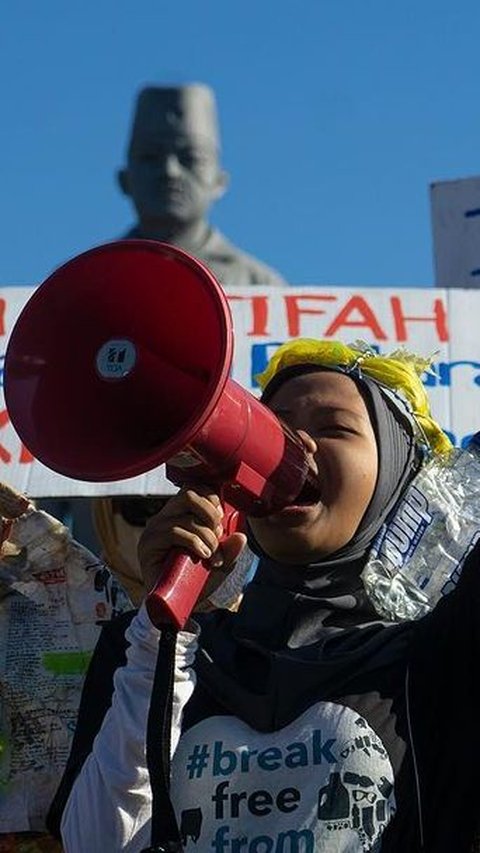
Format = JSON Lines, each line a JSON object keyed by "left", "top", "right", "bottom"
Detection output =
{"left": 256, "top": 339, "right": 452, "bottom": 457}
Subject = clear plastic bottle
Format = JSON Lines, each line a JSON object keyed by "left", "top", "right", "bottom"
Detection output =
{"left": 362, "top": 432, "right": 480, "bottom": 621}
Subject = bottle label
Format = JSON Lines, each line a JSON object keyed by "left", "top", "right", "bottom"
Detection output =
{"left": 370, "top": 484, "right": 432, "bottom": 572}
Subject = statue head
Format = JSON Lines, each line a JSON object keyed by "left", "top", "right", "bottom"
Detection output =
{"left": 118, "top": 83, "right": 228, "bottom": 234}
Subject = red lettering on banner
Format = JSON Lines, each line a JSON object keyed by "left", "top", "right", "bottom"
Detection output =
{"left": 284, "top": 295, "right": 337, "bottom": 337}
{"left": 390, "top": 296, "right": 449, "bottom": 342}
{"left": 0, "top": 411, "right": 11, "bottom": 463}
{"left": 226, "top": 295, "right": 270, "bottom": 336}
{"left": 0, "top": 410, "right": 34, "bottom": 464}
{"left": 19, "top": 444, "right": 34, "bottom": 464}
{"left": 325, "top": 296, "right": 388, "bottom": 340}
{"left": 0, "top": 300, "right": 5, "bottom": 336}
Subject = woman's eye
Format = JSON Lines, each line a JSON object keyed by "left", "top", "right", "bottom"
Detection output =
{"left": 316, "top": 425, "right": 353, "bottom": 436}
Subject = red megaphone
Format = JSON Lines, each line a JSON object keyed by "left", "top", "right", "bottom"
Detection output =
{"left": 4, "top": 241, "right": 319, "bottom": 628}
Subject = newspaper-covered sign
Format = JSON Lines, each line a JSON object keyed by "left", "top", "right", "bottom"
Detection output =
{"left": 0, "top": 500, "right": 131, "bottom": 835}
{"left": 0, "top": 285, "right": 478, "bottom": 497}
{"left": 431, "top": 175, "right": 480, "bottom": 288}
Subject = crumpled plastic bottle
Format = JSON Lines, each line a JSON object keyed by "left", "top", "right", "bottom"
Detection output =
{"left": 362, "top": 432, "right": 480, "bottom": 621}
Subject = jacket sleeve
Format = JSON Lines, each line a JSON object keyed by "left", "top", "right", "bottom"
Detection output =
{"left": 60, "top": 604, "right": 199, "bottom": 853}
{"left": 406, "top": 541, "right": 480, "bottom": 849}
{"left": 47, "top": 609, "right": 135, "bottom": 838}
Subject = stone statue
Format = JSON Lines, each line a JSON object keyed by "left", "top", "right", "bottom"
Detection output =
{"left": 117, "top": 83, "right": 286, "bottom": 288}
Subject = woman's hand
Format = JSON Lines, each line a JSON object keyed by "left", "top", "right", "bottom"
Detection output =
{"left": 137, "top": 486, "right": 247, "bottom": 610}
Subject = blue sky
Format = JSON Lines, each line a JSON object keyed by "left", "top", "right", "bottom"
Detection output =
{"left": 2, "top": 1, "right": 480, "bottom": 287}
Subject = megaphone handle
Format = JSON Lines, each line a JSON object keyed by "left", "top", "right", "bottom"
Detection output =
{"left": 145, "top": 548, "right": 211, "bottom": 630}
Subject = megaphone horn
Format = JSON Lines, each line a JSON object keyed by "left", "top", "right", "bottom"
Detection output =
{"left": 4, "top": 240, "right": 318, "bottom": 628}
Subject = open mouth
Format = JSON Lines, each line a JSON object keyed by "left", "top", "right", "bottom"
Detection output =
{"left": 294, "top": 474, "right": 321, "bottom": 506}
{"left": 274, "top": 481, "right": 321, "bottom": 516}
{"left": 275, "top": 500, "right": 320, "bottom": 519}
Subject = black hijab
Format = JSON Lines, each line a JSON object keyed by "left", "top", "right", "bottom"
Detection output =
{"left": 195, "top": 366, "right": 422, "bottom": 730}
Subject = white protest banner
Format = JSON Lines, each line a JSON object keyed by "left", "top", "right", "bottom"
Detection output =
{"left": 0, "top": 285, "right": 478, "bottom": 497}
{"left": 431, "top": 175, "right": 480, "bottom": 288}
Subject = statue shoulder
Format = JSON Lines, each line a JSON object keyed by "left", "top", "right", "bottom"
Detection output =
{"left": 201, "top": 229, "right": 287, "bottom": 288}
